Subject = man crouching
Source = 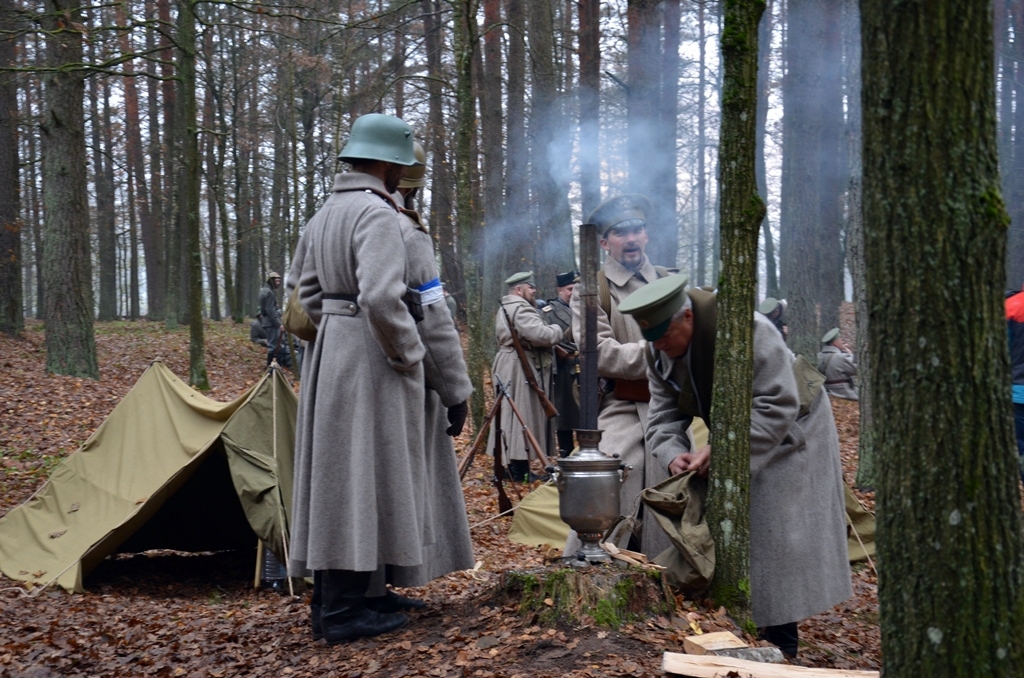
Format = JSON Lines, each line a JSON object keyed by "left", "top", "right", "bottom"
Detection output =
{"left": 618, "top": 275, "right": 852, "bottom": 657}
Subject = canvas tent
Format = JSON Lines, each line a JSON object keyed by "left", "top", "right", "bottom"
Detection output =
{"left": 0, "top": 361, "right": 296, "bottom": 593}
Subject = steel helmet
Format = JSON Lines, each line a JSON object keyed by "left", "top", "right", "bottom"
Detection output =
{"left": 338, "top": 113, "right": 418, "bottom": 166}
{"left": 398, "top": 141, "right": 427, "bottom": 189}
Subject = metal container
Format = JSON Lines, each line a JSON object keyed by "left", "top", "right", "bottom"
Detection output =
{"left": 547, "top": 429, "right": 631, "bottom": 563}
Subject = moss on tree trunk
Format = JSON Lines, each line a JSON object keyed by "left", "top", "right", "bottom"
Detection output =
{"left": 862, "top": 0, "right": 1024, "bottom": 673}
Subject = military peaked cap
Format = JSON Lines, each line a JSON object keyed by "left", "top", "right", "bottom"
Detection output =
{"left": 617, "top": 274, "right": 689, "bottom": 341}
{"left": 556, "top": 271, "right": 579, "bottom": 288}
{"left": 587, "top": 194, "right": 651, "bottom": 238}
{"left": 504, "top": 271, "right": 535, "bottom": 287}
{"left": 821, "top": 327, "right": 840, "bottom": 344}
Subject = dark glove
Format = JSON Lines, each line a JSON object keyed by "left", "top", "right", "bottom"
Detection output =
{"left": 446, "top": 401, "right": 469, "bottom": 437}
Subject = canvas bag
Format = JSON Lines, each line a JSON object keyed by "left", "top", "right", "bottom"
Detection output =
{"left": 640, "top": 471, "right": 715, "bottom": 592}
{"left": 282, "top": 286, "right": 317, "bottom": 343}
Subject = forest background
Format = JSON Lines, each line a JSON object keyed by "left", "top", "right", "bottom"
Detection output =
{"left": 3, "top": 0, "right": 1024, "bottom": 674}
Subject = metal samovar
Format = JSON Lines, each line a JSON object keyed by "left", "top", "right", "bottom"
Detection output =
{"left": 547, "top": 429, "right": 630, "bottom": 563}
{"left": 546, "top": 223, "right": 630, "bottom": 564}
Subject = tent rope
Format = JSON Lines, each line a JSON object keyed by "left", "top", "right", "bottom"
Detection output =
{"left": 269, "top": 364, "right": 296, "bottom": 597}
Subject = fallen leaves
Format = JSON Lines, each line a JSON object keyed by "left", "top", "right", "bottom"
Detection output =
{"left": 0, "top": 315, "right": 885, "bottom": 677}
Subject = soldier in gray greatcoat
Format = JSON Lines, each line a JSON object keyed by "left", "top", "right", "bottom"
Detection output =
{"left": 817, "top": 327, "right": 859, "bottom": 400}
{"left": 285, "top": 113, "right": 426, "bottom": 645}
{"left": 621, "top": 275, "right": 852, "bottom": 658}
{"left": 488, "top": 271, "right": 563, "bottom": 481}
{"left": 542, "top": 270, "right": 580, "bottom": 457}
{"left": 363, "top": 141, "right": 475, "bottom": 603}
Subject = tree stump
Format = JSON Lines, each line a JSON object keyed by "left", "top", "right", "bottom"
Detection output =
{"left": 494, "top": 563, "right": 673, "bottom": 629}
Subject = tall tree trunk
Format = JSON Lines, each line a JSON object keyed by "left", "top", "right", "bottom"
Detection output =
{"left": 578, "top": 0, "right": 601, "bottom": 219}
{"left": 26, "top": 70, "right": 44, "bottom": 319}
{"left": 174, "top": 0, "right": 208, "bottom": 388}
{"left": 201, "top": 29, "right": 220, "bottom": 322}
{"left": 479, "top": 0, "right": 505, "bottom": 346}
{"left": 88, "top": 18, "right": 117, "bottom": 322}
{"left": 529, "top": 0, "right": 574, "bottom": 293}
{"left": 453, "top": 0, "right": 486, "bottom": 426}
{"left": 145, "top": 0, "right": 166, "bottom": 320}
{"left": 658, "top": 0, "right": 680, "bottom": 268}
{"left": 0, "top": 0, "right": 21, "bottom": 336}
{"left": 756, "top": 0, "right": 778, "bottom": 298}
{"left": 627, "top": 0, "right": 673, "bottom": 265}
{"left": 1008, "top": 2, "right": 1024, "bottom": 291}
{"left": 40, "top": 0, "right": 98, "bottom": 378}
{"left": 503, "top": 0, "right": 531, "bottom": 276}
{"left": 116, "top": 0, "right": 152, "bottom": 320}
{"left": 423, "top": 0, "right": 459, "bottom": 315}
{"left": 778, "top": 0, "right": 845, "bottom": 357}
{"left": 697, "top": 1, "right": 708, "bottom": 285}
{"left": 709, "top": 0, "right": 766, "bottom": 625}
{"left": 844, "top": 0, "right": 873, "bottom": 490}
{"left": 861, "top": 0, "right": 1024, "bottom": 673}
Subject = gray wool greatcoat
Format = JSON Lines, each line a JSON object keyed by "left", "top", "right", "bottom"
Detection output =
{"left": 543, "top": 298, "right": 581, "bottom": 436}
{"left": 569, "top": 255, "right": 674, "bottom": 558}
{"left": 487, "top": 295, "right": 563, "bottom": 462}
{"left": 817, "top": 345, "right": 859, "bottom": 400}
{"left": 286, "top": 172, "right": 428, "bottom": 575}
{"left": 368, "top": 205, "right": 474, "bottom": 591}
{"left": 646, "top": 310, "right": 852, "bottom": 627}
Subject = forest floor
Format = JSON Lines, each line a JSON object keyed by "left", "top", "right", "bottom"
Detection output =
{"left": 0, "top": 319, "right": 880, "bottom": 677}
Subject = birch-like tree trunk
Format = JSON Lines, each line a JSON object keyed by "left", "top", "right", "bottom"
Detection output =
{"left": 861, "top": 0, "right": 1024, "bottom": 672}
{"left": 709, "top": 0, "right": 766, "bottom": 624}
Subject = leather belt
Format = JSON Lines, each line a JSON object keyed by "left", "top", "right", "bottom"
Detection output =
{"left": 322, "top": 293, "right": 359, "bottom": 316}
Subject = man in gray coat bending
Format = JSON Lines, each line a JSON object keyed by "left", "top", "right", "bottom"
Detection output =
{"left": 286, "top": 113, "right": 426, "bottom": 644}
{"left": 619, "top": 275, "right": 852, "bottom": 658}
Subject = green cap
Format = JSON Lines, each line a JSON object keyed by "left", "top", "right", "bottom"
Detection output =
{"left": 505, "top": 271, "right": 535, "bottom": 287}
{"left": 758, "top": 297, "right": 781, "bottom": 315}
{"left": 338, "top": 113, "right": 419, "bottom": 166}
{"left": 617, "top": 274, "right": 689, "bottom": 341}
{"left": 822, "top": 328, "right": 840, "bottom": 344}
{"left": 587, "top": 194, "right": 651, "bottom": 238}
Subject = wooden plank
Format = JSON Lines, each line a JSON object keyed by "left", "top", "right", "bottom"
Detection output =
{"left": 663, "top": 652, "right": 880, "bottom": 678}
{"left": 682, "top": 631, "right": 749, "bottom": 655}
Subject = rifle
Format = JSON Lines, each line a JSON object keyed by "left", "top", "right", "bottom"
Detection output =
{"left": 455, "top": 388, "right": 515, "bottom": 512}
{"left": 501, "top": 303, "right": 559, "bottom": 419}
{"left": 458, "top": 393, "right": 503, "bottom": 479}
{"left": 491, "top": 395, "right": 513, "bottom": 514}
{"left": 494, "top": 374, "right": 553, "bottom": 470}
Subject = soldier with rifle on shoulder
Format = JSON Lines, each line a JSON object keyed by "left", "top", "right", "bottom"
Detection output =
{"left": 487, "top": 271, "right": 563, "bottom": 482}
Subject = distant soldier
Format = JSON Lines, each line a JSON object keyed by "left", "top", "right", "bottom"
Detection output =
{"left": 250, "top": 317, "right": 269, "bottom": 347}
{"left": 543, "top": 270, "right": 580, "bottom": 457}
{"left": 259, "top": 272, "right": 285, "bottom": 365}
{"left": 757, "top": 297, "right": 788, "bottom": 342}
{"left": 817, "top": 328, "right": 858, "bottom": 400}
{"left": 488, "top": 271, "right": 563, "bottom": 481}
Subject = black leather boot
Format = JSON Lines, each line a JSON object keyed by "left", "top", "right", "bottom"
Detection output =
{"left": 310, "top": 571, "right": 323, "bottom": 641}
{"left": 321, "top": 569, "right": 408, "bottom": 644}
{"left": 507, "top": 459, "right": 531, "bottom": 483}
{"left": 760, "top": 622, "right": 799, "bottom": 658}
{"left": 365, "top": 589, "right": 427, "bottom": 613}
